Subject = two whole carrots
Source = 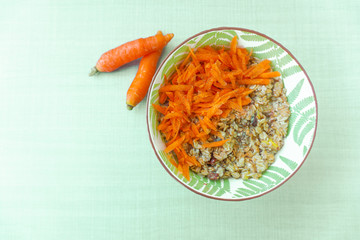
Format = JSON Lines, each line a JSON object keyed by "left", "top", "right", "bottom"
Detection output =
{"left": 90, "top": 31, "right": 174, "bottom": 109}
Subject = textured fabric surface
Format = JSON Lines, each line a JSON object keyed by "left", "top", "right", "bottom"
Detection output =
{"left": 0, "top": 0, "right": 359, "bottom": 239}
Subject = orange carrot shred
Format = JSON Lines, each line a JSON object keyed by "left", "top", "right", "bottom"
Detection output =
{"left": 203, "top": 116, "right": 217, "bottom": 131}
{"left": 204, "top": 77, "right": 215, "bottom": 90}
{"left": 211, "top": 130, "right": 224, "bottom": 140}
{"left": 177, "top": 163, "right": 183, "bottom": 174}
{"left": 248, "top": 48, "right": 253, "bottom": 57}
{"left": 164, "top": 135, "right": 185, "bottom": 153}
{"left": 242, "top": 96, "right": 252, "bottom": 106}
{"left": 197, "top": 131, "right": 208, "bottom": 138}
{"left": 152, "top": 104, "right": 167, "bottom": 115}
{"left": 227, "top": 100, "right": 243, "bottom": 112}
{"left": 220, "top": 108, "right": 232, "bottom": 118}
{"left": 203, "top": 139, "right": 230, "bottom": 148}
{"left": 175, "top": 91, "right": 191, "bottom": 115}
{"left": 191, "top": 123, "right": 200, "bottom": 136}
{"left": 168, "top": 156, "right": 178, "bottom": 168}
{"left": 159, "top": 92, "right": 167, "bottom": 104}
{"left": 157, "top": 120, "right": 170, "bottom": 131}
{"left": 189, "top": 47, "right": 200, "bottom": 67}
{"left": 163, "top": 112, "right": 182, "bottom": 120}
{"left": 187, "top": 156, "right": 201, "bottom": 167}
{"left": 258, "top": 71, "right": 281, "bottom": 78}
{"left": 165, "top": 92, "right": 174, "bottom": 101}
{"left": 163, "top": 74, "right": 169, "bottom": 84}
{"left": 238, "top": 79, "right": 270, "bottom": 85}
{"left": 199, "top": 117, "right": 210, "bottom": 134}
{"left": 246, "top": 59, "right": 271, "bottom": 79}
{"left": 180, "top": 52, "right": 192, "bottom": 69}
{"left": 241, "top": 89, "right": 254, "bottom": 96}
{"left": 187, "top": 86, "right": 194, "bottom": 107}
{"left": 182, "top": 162, "right": 190, "bottom": 181}
{"left": 230, "top": 36, "right": 237, "bottom": 54}
{"left": 237, "top": 96, "right": 243, "bottom": 110}
{"left": 159, "top": 85, "right": 192, "bottom": 92}
{"left": 228, "top": 73, "right": 236, "bottom": 89}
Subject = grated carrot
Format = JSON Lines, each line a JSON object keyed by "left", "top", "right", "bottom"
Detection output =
{"left": 203, "top": 116, "right": 217, "bottom": 131}
{"left": 202, "top": 139, "right": 230, "bottom": 148}
{"left": 159, "top": 85, "right": 192, "bottom": 92}
{"left": 168, "top": 155, "right": 178, "bottom": 168}
{"left": 165, "top": 92, "right": 174, "bottom": 101}
{"left": 153, "top": 36, "right": 280, "bottom": 180}
{"left": 182, "top": 162, "right": 190, "bottom": 180}
{"left": 152, "top": 104, "right": 167, "bottom": 115}
{"left": 246, "top": 59, "right": 271, "bottom": 79}
{"left": 258, "top": 71, "right": 281, "bottom": 78}
{"left": 238, "top": 79, "right": 270, "bottom": 85}
{"left": 230, "top": 36, "right": 237, "bottom": 54}
{"left": 220, "top": 108, "right": 232, "bottom": 118}
{"left": 164, "top": 135, "right": 185, "bottom": 153}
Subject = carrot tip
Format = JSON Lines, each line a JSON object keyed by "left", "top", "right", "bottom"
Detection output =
{"left": 89, "top": 67, "right": 99, "bottom": 76}
{"left": 165, "top": 33, "right": 174, "bottom": 43}
{"left": 127, "top": 104, "right": 134, "bottom": 110}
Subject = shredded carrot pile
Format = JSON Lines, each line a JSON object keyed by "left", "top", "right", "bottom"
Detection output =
{"left": 153, "top": 36, "right": 280, "bottom": 181}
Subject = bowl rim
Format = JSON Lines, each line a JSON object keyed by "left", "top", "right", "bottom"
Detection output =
{"left": 146, "top": 27, "right": 318, "bottom": 201}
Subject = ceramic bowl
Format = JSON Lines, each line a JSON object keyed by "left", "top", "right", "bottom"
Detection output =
{"left": 146, "top": 27, "right": 317, "bottom": 201}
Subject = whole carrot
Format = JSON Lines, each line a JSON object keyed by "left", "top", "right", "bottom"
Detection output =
{"left": 126, "top": 31, "right": 166, "bottom": 110}
{"left": 89, "top": 32, "right": 174, "bottom": 76}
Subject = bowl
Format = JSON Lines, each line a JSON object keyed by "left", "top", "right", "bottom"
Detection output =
{"left": 146, "top": 27, "right": 318, "bottom": 201}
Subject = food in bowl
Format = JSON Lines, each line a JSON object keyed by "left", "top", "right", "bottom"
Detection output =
{"left": 153, "top": 36, "right": 290, "bottom": 181}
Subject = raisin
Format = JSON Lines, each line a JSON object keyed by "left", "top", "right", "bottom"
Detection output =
{"left": 208, "top": 172, "right": 219, "bottom": 180}
{"left": 251, "top": 114, "right": 258, "bottom": 127}
{"left": 208, "top": 158, "right": 217, "bottom": 166}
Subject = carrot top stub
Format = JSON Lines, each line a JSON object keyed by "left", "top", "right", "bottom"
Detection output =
{"left": 153, "top": 36, "right": 280, "bottom": 181}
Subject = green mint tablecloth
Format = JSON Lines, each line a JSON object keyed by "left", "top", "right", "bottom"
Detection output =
{"left": 0, "top": 0, "right": 359, "bottom": 239}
